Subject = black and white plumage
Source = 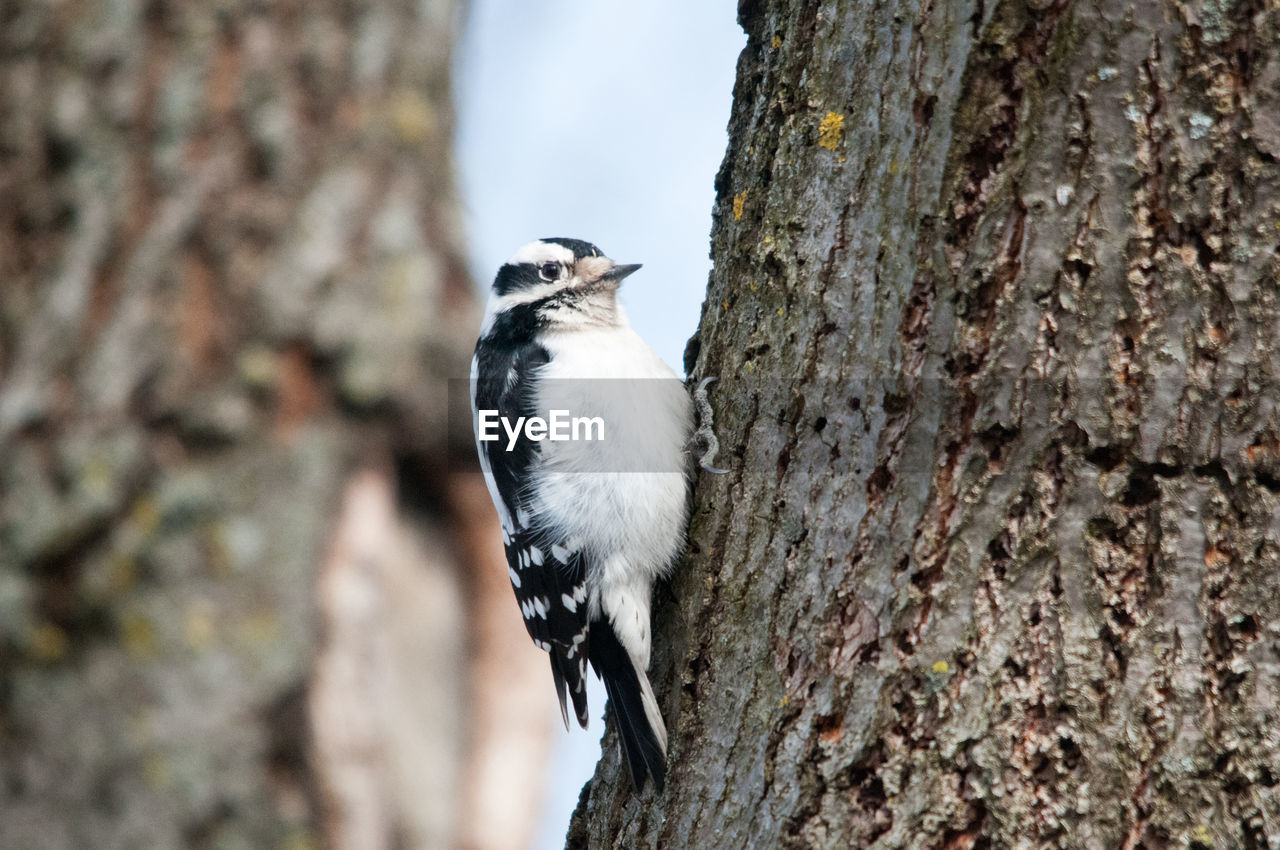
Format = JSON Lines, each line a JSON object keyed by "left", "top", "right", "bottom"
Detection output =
{"left": 470, "top": 237, "right": 693, "bottom": 790}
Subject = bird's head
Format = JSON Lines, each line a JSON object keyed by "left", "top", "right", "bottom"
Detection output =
{"left": 482, "top": 238, "right": 640, "bottom": 334}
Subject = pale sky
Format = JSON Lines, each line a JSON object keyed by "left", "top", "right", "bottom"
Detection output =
{"left": 453, "top": 2, "right": 745, "bottom": 846}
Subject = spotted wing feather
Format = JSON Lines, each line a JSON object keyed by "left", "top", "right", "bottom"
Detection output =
{"left": 472, "top": 340, "right": 592, "bottom": 728}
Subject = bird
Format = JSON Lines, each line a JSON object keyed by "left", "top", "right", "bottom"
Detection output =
{"left": 470, "top": 237, "right": 694, "bottom": 790}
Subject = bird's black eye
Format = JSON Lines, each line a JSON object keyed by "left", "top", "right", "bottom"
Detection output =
{"left": 538, "top": 261, "right": 561, "bottom": 281}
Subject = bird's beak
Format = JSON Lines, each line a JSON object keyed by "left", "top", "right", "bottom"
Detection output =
{"left": 600, "top": 263, "right": 642, "bottom": 283}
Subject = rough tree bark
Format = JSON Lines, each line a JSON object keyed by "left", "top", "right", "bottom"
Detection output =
{"left": 0, "top": 1, "right": 553, "bottom": 848}
{"left": 571, "top": 0, "right": 1280, "bottom": 847}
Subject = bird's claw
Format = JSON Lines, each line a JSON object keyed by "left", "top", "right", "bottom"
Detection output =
{"left": 693, "top": 376, "right": 728, "bottom": 474}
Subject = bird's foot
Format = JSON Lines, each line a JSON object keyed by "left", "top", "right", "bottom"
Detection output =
{"left": 693, "top": 376, "right": 729, "bottom": 474}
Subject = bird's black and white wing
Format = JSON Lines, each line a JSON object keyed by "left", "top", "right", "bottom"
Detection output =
{"left": 471, "top": 339, "right": 592, "bottom": 729}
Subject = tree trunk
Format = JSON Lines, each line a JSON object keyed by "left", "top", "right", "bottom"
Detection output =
{"left": 0, "top": 1, "right": 553, "bottom": 847}
{"left": 570, "top": 0, "right": 1280, "bottom": 847}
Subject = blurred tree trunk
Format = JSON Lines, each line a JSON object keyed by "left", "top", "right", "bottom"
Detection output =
{"left": 571, "top": 0, "right": 1280, "bottom": 847}
{"left": 0, "top": 1, "right": 553, "bottom": 848}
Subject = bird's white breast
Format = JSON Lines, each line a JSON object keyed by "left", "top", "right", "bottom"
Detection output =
{"left": 530, "top": 325, "right": 692, "bottom": 593}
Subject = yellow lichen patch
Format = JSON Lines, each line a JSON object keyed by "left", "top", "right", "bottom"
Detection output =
{"left": 390, "top": 90, "right": 436, "bottom": 144}
{"left": 932, "top": 660, "right": 950, "bottom": 673}
{"left": 83, "top": 455, "right": 113, "bottom": 491}
{"left": 109, "top": 556, "right": 138, "bottom": 592}
{"left": 771, "top": 34, "right": 782, "bottom": 48}
{"left": 383, "top": 256, "right": 417, "bottom": 302}
{"left": 733, "top": 191, "right": 746, "bottom": 221}
{"left": 282, "top": 831, "right": 319, "bottom": 850}
{"left": 238, "top": 345, "right": 279, "bottom": 388}
{"left": 818, "top": 112, "right": 845, "bottom": 151}
{"left": 185, "top": 604, "right": 217, "bottom": 650}
{"left": 1191, "top": 824, "right": 1212, "bottom": 847}
{"left": 122, "top": 611, "right": 158, "bottom": 657}
{"left": 130, "top": 496, "right": 160, "bottom": 535}
{"left": 204, "top": 523, "right": 234, "bottom": 577}
{"left": 30, "top": 622, "right": 69, "bottom": 662}
{"left": 240, "top": 609, "right": 280, "bottom": 646}
{"left": 144, "top": 753, "right": 173, "bottom": 790}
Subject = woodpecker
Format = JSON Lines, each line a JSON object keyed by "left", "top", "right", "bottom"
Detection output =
{"left": 470, "top": 237, "right": 693, "bottom": 790}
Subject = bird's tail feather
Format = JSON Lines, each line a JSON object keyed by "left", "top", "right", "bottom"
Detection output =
{"left": 550, "top": 649, "right": 590, "bottom": 730}
{"left": 589, "top": 620, "right": 667, "bottom": 791}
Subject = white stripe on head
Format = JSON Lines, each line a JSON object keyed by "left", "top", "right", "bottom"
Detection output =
{"left": 507, "top": 240, "right": 576, "bottom": 266}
